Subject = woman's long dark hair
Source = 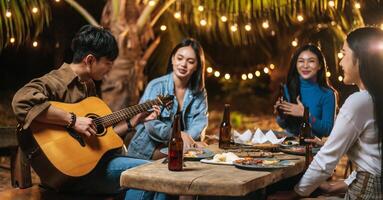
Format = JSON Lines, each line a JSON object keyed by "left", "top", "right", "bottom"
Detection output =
{"left": 346, "top": 27, "right": 383, "bottom": 179}
{"left": 166, "top": 38, "right": 206, "bottom": 94}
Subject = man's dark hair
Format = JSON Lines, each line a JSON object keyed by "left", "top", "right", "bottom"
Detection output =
{"left": 71, "top": 25, "right": 118, "bottom": 63}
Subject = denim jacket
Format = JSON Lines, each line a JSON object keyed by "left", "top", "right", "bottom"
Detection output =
{"left": 127, "top": 73, "right": 208, "bottom": 159}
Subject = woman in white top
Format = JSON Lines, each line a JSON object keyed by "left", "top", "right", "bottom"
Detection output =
{"left": 285, "top": 27, "right": 383, "bottom": 199}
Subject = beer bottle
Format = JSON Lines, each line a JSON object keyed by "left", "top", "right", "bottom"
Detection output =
{"left": 305, "top": 144, "right": 313, "bottom": 169}
{"left": 168, "top": 113, "right": 184, "bottom": 171}
{"left": 219, "top": 104, "right": 232, "bottom": 149}
{"left": 277, "top": 83, "right": 286, "bottom": 119}
{"left": 299, "top": 107, "right": 312, "bottom": 145}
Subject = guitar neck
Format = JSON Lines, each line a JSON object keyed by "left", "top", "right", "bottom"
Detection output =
{"left": 96, "top": 99, "right": 161, "bottom": 128}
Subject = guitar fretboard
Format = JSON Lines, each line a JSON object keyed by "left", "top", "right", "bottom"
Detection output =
{"left": 93, "top": 99, "right": 161, "bottom": 128}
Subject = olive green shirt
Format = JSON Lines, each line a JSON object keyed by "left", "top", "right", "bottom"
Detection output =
{"left": 12, "top": 63, "right": 97, "bottom": 129}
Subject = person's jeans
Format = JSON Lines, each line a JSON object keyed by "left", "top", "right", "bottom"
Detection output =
{"left": 70, "top": 156, "right": 167, "bottom": 200}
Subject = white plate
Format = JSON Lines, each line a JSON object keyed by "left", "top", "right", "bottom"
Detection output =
{"left": 200, "top": 158, "right": 236, "bottom": 165}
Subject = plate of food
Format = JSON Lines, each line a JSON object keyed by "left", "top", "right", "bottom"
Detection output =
{"left": 280, "top": 139, "right": 300, "bottom": 148}
{"left": 227, "top": 149, "right": 273, "bottom": 158}
{"left": 200, "top": 152, "right": 241, "bottom": 165}
{"left": 233, "top": 158, "right": 295, "bottom": 170}
{"left": 280, "top": 146, "right": 320, "bottom": 156}
{"left": 160, "top": 147, "right": 214, "bottom": 160}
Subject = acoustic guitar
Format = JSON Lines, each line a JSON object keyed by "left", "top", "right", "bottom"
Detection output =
{"left": 17, "top": 95, "right": 173, "bottom": 189}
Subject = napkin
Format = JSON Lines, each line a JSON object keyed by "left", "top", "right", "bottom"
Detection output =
{"left": 233, "top": 129, "right": 252, "bottom": 144}
{"left": 234, "top": 128, "right": 286, "bottom": 145}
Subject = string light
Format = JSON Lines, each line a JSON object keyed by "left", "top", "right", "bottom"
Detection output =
{"left": 230, "top": 24, "right": 238, "bottom": 32}
{"left": 354, "top": 2, "right": 361, "bottom": 9}
{"left": 262, "top": 20, "right": 269, "bottom": 29}
{"left": 297, "top": 15, "right": 304, "bottom": 22}
{"left": 200, "top": 19, "right": 207, "bottom": 26}
{"left": 32, "top": 41, "right": 38, "bottom": 47}
{"left": 338, "top": 75, "right": 343, "bottom": 82}
{"left": 328, "top": 0, "right": 335, "bottom": 7}
{"left": 207, "top": 67, "right": 213, "bottom": 73}
{"left": 380, "top": 23, "right": 383, "bottom": 30}
{"left": 148, "top": 0, "right": 156, "bottom": 6}
{"left": 214, "top": 71, "right": 220, "bottom": 77}
{"left": 269, "top": 64, "right": 275, "bottom": 70}
{"left": 255, "top": 70, "right": 261, "bottom": 77}
{"left": 337, "top": 52, "right": 344, "bottom": 59}
{"left": 291, "top": 39, "right": 298, "bottom": 47}
{"left": 245, "top": 24, "right": 251, "bottom": 31}
{"left": 198, "top": 5, "right": 204, "bottom": 12}
{"left": 32, "top": 7, "right": 38, "bottom": 13}
{"left": 220, "top": 16, "right": 227, "bottom": 22}
{"left": 263, "top": 67, "right": 269, "bottom": 74}
{"left": 10, "top": 37, "right": 15, "bottom": 43}
{"left": 160, "top": 25, "right": 167, "bottom": 31}
{"left": 174, "top": 12, "right": 181, "bottom": 19}
{"left": 326, "top": 72, "right": 331, "bottom": 77}
{"left": 247, "top": 73, "right": 253, "bottom": 79}
{"left": 241, "top": 74, "right": 247, "bottom": 80}
{"left": 331, "top": 21, "right": 336, "bottom": 26}
{"left": 55, "top": 0, "right": 60, "bottom": 2}
{"left": 224, "top": 73, "right": 230, "bottom": 80}
{"left": 6, "top": 11, "right": 12, "bottom": 18}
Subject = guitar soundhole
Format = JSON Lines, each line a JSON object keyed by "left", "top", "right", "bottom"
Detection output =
{"left": 86, "top": 113, "right": 106, "bottom": 136}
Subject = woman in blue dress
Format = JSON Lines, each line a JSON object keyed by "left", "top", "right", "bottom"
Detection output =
{"left": 275, "top": 44, "right": 337, "bottom": 137}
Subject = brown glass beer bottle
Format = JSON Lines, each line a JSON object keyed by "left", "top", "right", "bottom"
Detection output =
{"left": 277, "top": 83, "right": 286, "bottom": 119}
{"left": 219, "top": 104, "right": 232, "bottom": 149}
{"left": 299, "top": 107, "right": 312, "bottom": 145}
{"left": 168, "top": 113, "right": 184, "bottom": 171}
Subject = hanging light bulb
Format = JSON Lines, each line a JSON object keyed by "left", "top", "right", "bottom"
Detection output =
{"left": 328, "top": 0, "right": 335, "bottom": 7}
{"left": 10, "top": 37, "right": 15, "bottom": 43}
{"left": 198, "top": 5, "right": 204, "bottom": 12}
{"left": 224, "top": 73, "right": 230, "bottom": 80}
{"left": 6, "top": 10, "right": 11, "bottom": 18}
{"left": 207, "top": 67, "right": 213, "bottom": 73}
{"left": 255, "top": 71, "right": 261, "bottom": 77}
{"left": 326, "top": 72, "right": 331, "bottom": 77}
{"left": 241, "top": 74, "right": 247, "bottom": 80}
{"left": 337, "top": 52, "right": 344, "bottom": 59}
{"left": 245, "top": 24, "right": 251, "bottom": 31}
{"left": 247, "top": 73, "right": 253, "bottom": 79}
{"left": 200, "top": 19, "right": 207, "bottom": 26}
{"left": 214, "top": 71, "right": 220, "bottom": 77}
{"left": 354, "top": 2, "right": 361, "bottom": 9}
{"left": 55, "top": 0, "right": 60, "bottom": 2}
{"left": 230, "top": 24, "right": 238, "bottom": 32}
{"left": 160, "top": 25, "right": 167, "bottom": 31}
{"left": 174, "top": 12, "right": 181, "bottom": 19}
{"left": 32, "top": 41, "right": 38, "bottom": 47}
{"left": 148, "top": 0, "right": 156, "bottom": 6}
{"left": 338, "top": 75, "right": 343, "bottom": 82}
{"left": 263, "top": 67, "right": 269, "bottom": 74}
{"left": 221, "top": 16, "right": 227, "bottom": 22}
{"left": 291, "top": 38, "right": 298, "bottom": 47}
{"left": 32, "top": 7, "right": 38, "bottom": 13}
{"left": 269, "top": 64, "right": 275, "bottom": 70}
{"left": 262, "top": 20, "right": 269, "bottom": 29}
{"left": 297, "top": 15, "right": 304, "bottom": 22}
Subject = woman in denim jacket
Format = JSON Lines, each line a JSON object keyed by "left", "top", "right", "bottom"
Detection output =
{"left": 127, "top": 38, "right": 208, "bottom": 160}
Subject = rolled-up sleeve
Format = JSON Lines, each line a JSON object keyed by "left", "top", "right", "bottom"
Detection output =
{"left": 12, "top": 78, "right": 53, "bottom": 129}
{"left": 184, "top": 90, "right": 208, "bottom": 140}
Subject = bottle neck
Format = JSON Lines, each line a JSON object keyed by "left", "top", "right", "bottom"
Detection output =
{"left": 303, "top": 107, "right": 309, "bottom": 123}
{"left": 171, "top": 114, "right": 182, "bottom": 139}
{"left": 222, "top": 106, "right": 230, "bottom": 123}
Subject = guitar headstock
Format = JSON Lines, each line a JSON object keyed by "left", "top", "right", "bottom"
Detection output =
{"left": 158, "top": 95, "right": 174, "bottom": 110}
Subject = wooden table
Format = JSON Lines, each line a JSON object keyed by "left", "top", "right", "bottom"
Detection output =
{"left": 120, "top": 144, "right": 305, "bottom": 197}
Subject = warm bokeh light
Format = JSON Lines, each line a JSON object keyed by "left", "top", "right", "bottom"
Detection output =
{"left": 328, "top": 0, "right": 335, "bottom": 7}
{"left": 230, "top": 24, "right": 238, "bottom": 32}
{"left": 221, "top": 16, "right": 227, "bottom": 22}
{"left": 241, "top": 74, "right": 247, "bottom": 80}
{"left": 198, "top": 5, "right": 204, "bottom": 12}
{"left": 224, "top": 73, "right": 230, "bottom": 80}
{"left": 380, "top": 23, "right": 383, "bottom": 30}
{"left": 269, "top": 64, "right": 275, "bottom": 70}
{"left": 200, "top": 19, "right": 207, "bottom": 26}
{"left": 160, "top": 25, "right": 167, "bottom": 31}
{"left": 174, "top": 12, "right": 181, "bottom": 19}
{"left": 10, "top": 37, "right": 15, "bottom": 43}
{"left": 148, "top": 0, "right": 156, "bottom": 6}
{"left": 271, "top": 30, "right": 276, "bottom": 36}
{"left": 245, "top": 24, "right": 251, "bottom": 31}
{"left": 207, "top": 67, "right": 213, "bottom": 73}
{"left": 255, "top": 71, "right": 261, "bottom": 77}
{"left": 32, "top": 7, "right": 38, "bottom": 13}
{"left": 326, "top": 72, "right": 331, "bottom": 77}
{"left": 55, "top": 0, "right": 60, "bottom": 2}
{"left": 247, "top": 73, "right": 253, "bottom": 79}
{"left": 262, "top": 21, "right": 269, "bottom": 29}
{"left": 331, "top": 21, "right": 336, "bottom": 26}
{"left": 263, "top": 67, "right": 269, "bottom": 74}
{"left": 337, "top": 52, "right": 344, "bottom": 59}
{"left": 354, "top": 2, "right": 361, "bottom": 9}
{"left": 291, "top": 39, "right": 298, "bottom": 47}
{"left": 214, "top": 71, "right": 220, "bottom": 77}
{"left": 338, "top": 75, "right": 343, "bottom": 82}
{"left": 6, "top": 11, "right": 11, "bottom": 18}
{"left": 32, "top": 41, "right": 38, "bottom": 47}
{"left": 297, "top": 15, "right": 304, "bottom": 22}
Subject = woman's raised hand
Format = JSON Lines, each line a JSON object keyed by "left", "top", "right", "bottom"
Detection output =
{"left": 279, "top": 96, "right": 304, "bottom": 117}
